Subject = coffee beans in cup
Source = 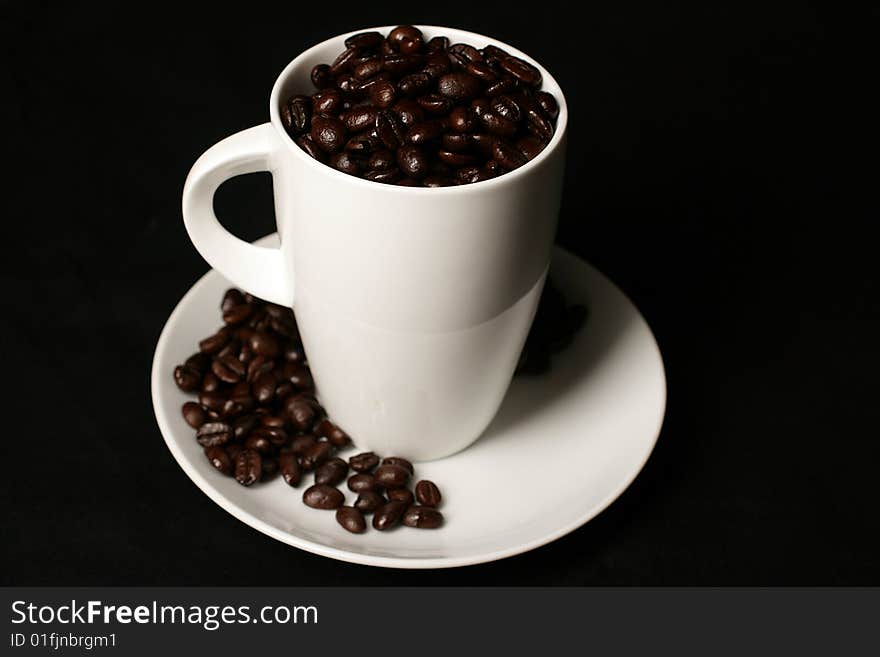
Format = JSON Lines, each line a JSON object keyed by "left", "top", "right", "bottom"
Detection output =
{"left": 281, "top": 25, "right": 560, "bottom": 186}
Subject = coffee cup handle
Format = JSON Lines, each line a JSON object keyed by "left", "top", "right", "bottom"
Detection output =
{"left": 182, "top": 123, "right": 292, "bottom": 307}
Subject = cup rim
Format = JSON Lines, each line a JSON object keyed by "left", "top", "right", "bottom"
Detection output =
{"left": 268, "top": 24, "right": 568, "bottom": 194}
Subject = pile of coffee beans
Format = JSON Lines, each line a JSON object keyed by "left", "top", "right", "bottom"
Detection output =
{"left": 172, "top": 282, "right": 585, "bottom": 534}
{"left": 280, "top": 25, "right": 560, "bottom": 186}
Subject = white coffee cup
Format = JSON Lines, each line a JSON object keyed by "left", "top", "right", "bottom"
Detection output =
{"left": 182, "top": 25, "right": 568, "bottom": 460}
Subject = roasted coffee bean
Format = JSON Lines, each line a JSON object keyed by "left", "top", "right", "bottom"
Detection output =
{"left": 375, "top": 109, "right": 406, "bottom": 149}
{"left": 386, "top": 488, "right": 414, "bottom": 505}
{"left": 398, "top": 72, "right": 431, "bottom": 97}
{"left": 295, "top": 135, "right": 324, "bottom": 161}
{"left": 441, "top": 133, "right": 472, "bottom": 152}
{"left": 392, "top": 98, "right": 424, "bottom": 126}
{"left": 284, "top": 394, "right": 319, "bottom": 431}
{"left": 310, "top": 115, "right": 347, "bottom": 153}
{"left": 479, "top": 110, "right": 517, "bottom": 136}
{"left": 196, "top": 421, "right": 232, "bottom": 447}
{"left": 226, "top": 443, "right": 243, "bottom": 462}
{"left": 373, "top": 500, "right": 407, "bottom": 531}
{"left": 199, "top": 391, "right": 226, "bottom": 414}
{"left": 216, "top": 338, "right": 240, "bottom": 360}
{"left": 466, "top": 60, "right": 497, "bottom": 82}
{"left": 349, "top": 451, "right": 379, "bottom": 472}
{"left": 329, "top": 46, "right": 358, "bottom": 75}
{"left": 335, "top": 73, "right": 359, "bottom": 95}
{"left": 253, "top": 424, "right": 288, "bottom": 447}
{"left": 352, "top": 57, "right": 384, "bottom": 81}
{"left": 221, "top": 289, "right": 246, "bottom": 313}
{"left": 388, "top": 25, "right": 422, "bottom": 46}
{"left": 415, "top": 480, "right": 442, "bottom": 507}
{"left": 345, "top": 31, "right": 384, "bottom": 50}
{"left": 235, "top": 449, "right": 262, "bottom": 486}
{"left": 261, "top": 456, "right": 279, "bottom": 481}
{"left": 426, "top": 35, "right": 449, "bottom": 53}
{"left": 312, "top": 89, "right": 343, "bottom": 115}
{"left": 282, "top": 343, "right": 305, "bottom": 363}
{"left": 437, "top": 72, "right": 482, "bottom": 101}
{"left": 182, "top": 401, "right": 207, "bottom": 428}
{"left": 249, "top": 331, "right": 279, "bottom": 358}
{"left": 399, "top": 37, "right": 423, "bottom": 55}
{"left": 422, "top": 175, "right": 452, "bottom": 187}
{"left": 336, "top": 506, "right": 367, "bottom": 533}
{"left": 499, "top": 55, "right": 542, "bottom": 87}
{"left": 311, "top": 64, "right": 333, "bottom": 89}
{"left": 347, "top": 473, "right": 379, "bottom": 493}
{"left": 381, "top": 457, "right": 414, "bottom": 474}
{"left": 342, "top": 106, "right": 378, "bottom": 133}
{"left": 493, "top": 139, "right": 528, "bottom": 170}
{"left": 291, "top": 434, "right": 317, "bottom": 456}
{"left": 212, "top": 354, "right": 245, "bottom": 383}
{"left": 303, "top": 484, "right": 344, "bottom": 509}
{"left": 437, "top": 150, "right": 477, "bottom": 166}
{"left": 299, "top": 440, "right": 332, "bottom": 470}
{"left": 535, "top": 91, "right": 559, "bottom": 120}
{"left": 517, "top": 135, "right": 546, "bottom": 160}
{"left": 407, "top": 120, "right": 444, "bottom": 145}
{"left": 382, "top": 53, "right": 423, "bottom": 75}
{"left": 252, "top": 371, "right": 277, "bottom": 403}
{"left": 281, "top": 95, "right": 311, "bottom": 135}
{"left": 314, "top": 419, "right": 350, "bottom": 447}
{"left": 471, "top": 133, "right": 498, "bottom": 158}
{"left": 484, "top": 76, "right": 517, "bottom": 97}
{"left": 368, "top": 80, "right": 397, "bottom": 108}
{"left": 417, "top": 93, "right": 453, "bottom": 115}
{"left": 491, "top": 95, "right": 523, "bottom": 122}
{"left": 364, "top": 168, "right": 400, "bottom": 184}
{"left": 403, "top": 506, "right": 444, "bottom": 529}
{"left": 173, "top": 364, "right": 201, "bottom": 392}
{"left": 423, "top": 51, "right": 452, "bottom": 78}
{"left": 261, "top": 415, "right": 287, "bottom": 429}
{"left": 329, "top": 151, "right": 362, "bottom": 176}
{"left": 397, "top": 144, "right": 430, "bottom": 178}
{"left": 367, "top": 149, "right": 395, "bottom": 171}
{"left": 354, "top": 490, "right": 385, "bottom": 514}
{"left": 471, "top": 97, "right": 491, "bottom": 118}
{"left": 454, "top": 166, "right": 482, "bottom": 184}
{"left": 282, "top": 363, "right": 313, "bottom": 389}
{"left": 449, "top": 43, "right": 484, "bottom": 64}
{"left": 279, "top": 450, "right": 302, "bottom": 487}
{"left": 232, "top": 414, "right": 259, "bottom": 441}
{"left": 199, "top": 328, "right": 229, "bottom": 354}
{"left": 315, "top": 457, "right": 348, "bottom": 486}
{"left": 483, "top": 159, "right": 502, "bottom": 178}
{"left": 449, "top": 106, "right": 475, "bottom": 132}
{"left": 482, "top": 45, "right": 510, "bottom": 64}
{"left": 205, "top": 446, "right": 233, "bottom": 475}
{"left": 244, "top": 433, "right": 273, "bottom": 455}
{"left": 374, "top": 464, "right": 410, "bottom": 489}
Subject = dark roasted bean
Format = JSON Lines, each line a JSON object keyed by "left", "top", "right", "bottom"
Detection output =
{"left": 422, "top": 175, "right": 452, "bottom": 187}
{"left": 352, "top": 57, "right": 383, "bottom": 81}
{"left": 221, "top": 289, "right": 246, "bottom": 313}
{"left": 329, "top": 151, "right": 362, "bottom": 176}
{"left": 253, "top": 424, "right": 288, "bottom": 447}
{"left": 212, "top": 354, "right": 245, "bottom": 383}
{"left": 199, "top": 390, "right": 226, "bottom": 413}
{"left": 407, "top": 120, "right": 444, "bottom": 145}
{"left": 535, "top": 91, "right": 559, "bottom": 120}
{"left": 386, "top": 488, "right": 414, "bottom": 505}
{"left": 329, "top": 46, "right": 358, "bottom": 75}
{"left": 252, "top": 371, "right": 277, "bottom": 403}
{"left": 382, "top": 53, "right": 423, "bottom": 75}
{"left": 517, "top": 135, "right": 546, "bottom": 160}
{"left": 471, "top": 133, "right": 498, "bottom": 158}
{"left": 303, "top": 484, "right": 344, "bottom": 509}
{"left": 279, "top": 450, "right": 302, "bottom": 487}
{"left": 481, "top": 45, "right": 510, "bottom": 64}
{"left": 295, "top": 135, "right": 324, "bottom": 161}
{"left": 232, "top": 414, "right": 259, "bottom": 441}
{"left": 336, "top": 506, "right": 367, "bottom": 533}
{"left": 249, "top": 331, "right": 279, "bottom": 358}
{"left": 347, "top": 473, "right": 379, "bottom": 493}
{"left": 527, "top": 108, "right": 554, "bottom": 142}
{"left": 388, "top": 25, "right": 422, "bottom": 46}
{"left": 199, "top": 328, "right": 229, "bottom": 354}
{"left": 310, "top": 115, "right": 347, "bottom": 153}
{"left": 373, "top": 501, "right": 407, "bottom": 531}
{"left": 392, "top": 98, "right": 424, "bottom": 126}
{"left": 367, "top": 149, "right": 395, "bottom": 171}
{"left": 173, "top": 364, "right": 201, "bottom": 392}
{"left": 222, "top": 302, "right": 252, "bottom": 324}
{"left": 182, "top": 401, "right": 207, "bottom": 428}
{"left": 437, "top": 72, "right": 482, "bottom": 101}
{"left": 197, "top": 421, "right": 232, "bottom": 447}
{"left": 479, "top": 110, "right": 517, "bottom": 136}
{"left": 499, "top": 55, "right": 542, "bottom": 87}
{"left": 415, "top": 480, "right": 442, "bottom": 507}
{"left": 484, "top": 76, "right": 517, "bottom": 97}
{"left": 368, "top": 80, "right": 397, "bottom": 108}
{"left": 314, "top": 419, "right": 350, "bottom": 447}
{"left": 311, "top": 64, "right": 333, "bottom": 89}
{"left": 403, "top": 506, "right": 444, "bottom": 529}
{"left": 261, "top": 456, "right": 279, "bottom": 481}
{"left": 234, "top": 449, "right": 262, "bottom": 486}
{"left": 354, "top": 490, "right": 385, "bottom": 514}
{"left": 283, "top": 394, "right": 319, "bottom": 431}
{"left": 492, "top": 95, "right": 523, "bottom": 122}
{"left": 399, "top": 37, "right": 423, "bottom": 55}
{"left": 345, "top": 31, "right": 384, "bottom": 50}
{"left": 282, "top": 95, "right": 311, "bottom": 135}
{"left": 466, "top": 60, "right": 497, "bottom": 82}
{"left": 244, "top": 432, "right": 273, "bottom": 455}
{"left": 437, "top": 150, "right": 477, "bottom": 166}
{"left": 381, "top": 457, "right": 414, "bottom": 474}
{"left": 398, "top": 72, "right": 431, "bottom": 97}
{"left": 375, "top": 109, "right": 405, "bottom": 149}
{"left": 449, "top": 106, "right": 475, "bottom": 133}
{"left": 342, "top": 106, "right": 378, "bottom": 133}
{"left": 205, "top": 446, "right": 233, "bottom": 475}
{"left": 290, "top": 434, "right": 317, "bottom": 456}
{"left": 449, "top": 43, "right": 484, "bottom": 64}
{"left": 416, "top": 93, "right": 453, "bottom": 115}
{"left": 364, "top": 168, "right": 400, "bottom": 184}
{"left": 441, "top": 133, "right": 472, "bottom": 152}
{"left": 374, "top": 464, "right": 410, "bottom": 489}
{"left": 312, "top": 89, "right": 343, "bottom": 115}
{"left": 349, "top": 451, "right": 379, "bottom": 472}
{"left": 426, "top": 36, "right": 449, "bottom": 53}
{"left": 315, "top": 457, "right": 348, "bottom": 486}
{"left": 335, "top": 73, "right": 359, "bottom": 95}
{"left": 397, "top": 144, "right": 430, "bottom": 179}
{"left": 493, "top": 139, "right": 528, "bottom": 169}
{"left": 283, "top": 343, "right": 305, "bottom": 363}
{"left": 299, "top": 440, "right": 332, "bottom": 470}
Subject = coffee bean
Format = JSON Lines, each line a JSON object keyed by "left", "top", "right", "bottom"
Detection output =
{"left": 481, "top": 45, "right": 510, "bottom": 64}
{"left": 397, "top": 144, "right": 429, "bottom": 178}
{"left": 311, "top": 64, "right": 333, "bottom": 89}
{"left": 261, "top": 456, "right": 279, "bottom": 481}
{"left": 415, "top": 480, "right": 442, "bottom": 507}
{"left": 437, "top": 150, "right": 477, "bottom": 166}
{"left": 392, "top": 98, "right": 425, "bottom": 126}
{"left": 388, "top": 25, "right": 422, "bottom": 46}
{"left": 205, "top": 446, "right": 233, "bottom": 475}
{"left": 416, "top": 93, "right": 452, "bottom": 115}
{"left": 381, "top": 457, "right": 414, "bottom": 474}
{"left": 449, "top": 43, "right": 484, "bottom": 64}
{"left": 374, "top": 464, "right": 410, "bottom": 489}
{"left": 484, "top": 76, "right": 517, "bottom": 97}
{"left": 295, "top": 135, "right": 324, "bottom": 162}
{"left": 222, "top": 302, "right": 252, "bottom": 325}
{"left": 527, "top": 108, "right": 554, "bottom": 142}
{"left": 329, "top": 151, "right": 362, "bottom": 176}
{"left": 314, "top": 419, "right": 350, "bottom": 447}
{"left": 491, "top": 95, "right": 523, "bottom": 123}
{"left": 212, "top": 354, "right": 245, "bottom": 383}
{"left": 342, "top": 106, "right": 378, "bottom": 133}
{"left": 403, "top": 506, "right": 444, "bottom": 529}
{"left": 373, "top": 500, "right": 407, "bottom": 531}
{"left": 234, "top": 449, "right": 262, "bottom": 486}
{"left": 382, "top": 53, "right": 423, "bottom": 75}
{"left": 199, "top": 328, "right": 229, "bottom": 354}
{"left": 182, "top": 401, "right": 207, "bottom": 428}
{"left": 347, "top": 473, "right": 379, "bottom": 492}
{"left": 478, "top": 110, "right": 517, "bottom": 136}
{"left": 216, "top": 339, "right": 240, "bottom": 360}
{"left": 471, "top": 133, "right": 498, "bottom": 158}
{"left": 196, "top": 421, "right": 232, "bottom": 447}
{"left": 386, "top": 488, "right": 414, "bottom": 505}
{"left": 281, "top": 95, "right": 311, "bottom": 136}
{"left": 303, "top": 484, "right": 344, "bottom": 510}
{"left": 252, "top": 371, "right": 277, "bottom": 403}
{"left": 535, "top": 91, "right": 559, "bottom": 120}
{"left": 426, "top": 36, "right": 449, "bottom": 53}
{"left": 199, "top": 391, "right": 226, "bottom": 414}
{"left": 499, "top": 55, "right": 542, "bottom": 87}
{"left": 283, "top": 343, "right": 305, "bottom": 363}
{"left": 423, "top": 175, "right": 452, "bottom": 187}
{"left": 310, "top": 115, "right": 347, "bottom": 153}
{"left": 441, "top": 133, "right": 472, "bottom": 152}
{"left": 345, "top": 31, "right": 384, "bottom": 50}
{"left": 221, "top": 289, "right": 246, "bottom": 313}
{"left": 466, "top": 60, "right": 497, "bottom": 82}
{"left": 349, "top": 452, "right": 379, "bottom": 472}
{"left": 493, "top": 139, "right": 528, "bottom": 170}
{"left": 291, "top": 434, "right": 317, "bottom": 455}
{"left": 375, "top": 109, "right": 405, "bottom": 149}
{"left": 437, "top": 72, "right": 482, "bottom": 101}
{"left": 407, "top": 120, "right": 444, "bottom": 145}
{"left": 300, "top": 440, "right": 332, "bottom": 470}
{"left": 173, "top": 364, "right": 201, "bottom": 392}
{"left": 282, "top": 363, "right": 313, "bottom": 389}
{"left": 315, "top": 457, "right": 348, "bottom": 486}
{"left": 279, "top": 450, "right": 302, "bottom": 487}
{"left": 398, "top": 72, "right": 431, "bottom": 97}
{"left": 516, "top": 135, "right": 546, "bottom": 160}
{"left": 336, "top": 506, "right": 367, "bottom": 533}
{"left": 244, "top": 432, "right": 273, "bottom": 455}
{"left": 232, "top": 413, "right": 259, "bottom": 441}
{"left": 423, "top": 51, "right": 452, "bottom": 78}
{"left": 364, "top": 168, "right": 400, "bottom": 184}
{"left": 368, "top": 81, "right": 397, "bottom": 108}
{"left": 449, "top": 106, "right": 475, "bottom": 132}
{"left": 352, "top": 57, "right": 383, "bottom": 81}
{"left": 329, "top": 46, "right": 358, "bottom": 76}
{"left": 354, "top": 490, "right": 385, "bottom": 514}
{"left": 312, "top": 89, "right": 343, "bottom": 115}
{"left": 367, "top": 149, "right": 395, "bottom": 171}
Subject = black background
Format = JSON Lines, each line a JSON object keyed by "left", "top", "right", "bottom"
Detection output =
{"left": 2, "top": 2, "right": 877, "bottom": 585}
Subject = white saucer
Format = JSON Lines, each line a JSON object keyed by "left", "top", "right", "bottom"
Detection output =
{"left": 151, "top": 234, "right": 666, "bottom": 569}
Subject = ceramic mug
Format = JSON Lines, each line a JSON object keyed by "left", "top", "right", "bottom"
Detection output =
{"left": 182, "top": 25, "right": 568, "bottom": 460}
